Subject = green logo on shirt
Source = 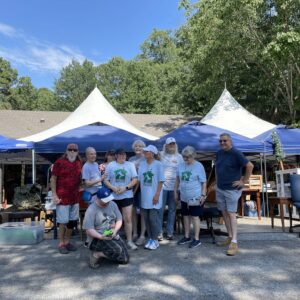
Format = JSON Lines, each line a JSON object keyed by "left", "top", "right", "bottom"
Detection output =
{"left": 143, "top": 171, "right": 154, "bottom": 185}
{"left": 114, "top": 169, "right": 127, "bottom": 182}
{"left": 181, "top": 171, "right": 192, "bottom": 182}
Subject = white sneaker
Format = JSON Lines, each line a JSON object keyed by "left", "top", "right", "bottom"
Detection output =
{"left": 144, "top": 239, "right": 152, "bottom": 249}
{"left": 153, "top": 240, "right": 159, "bottom": 248}
{"left": 148, "top": 240, "right": 158, "bottom": 250}
{"left": 127, "top": 240, "right": 138, "bottom": 250}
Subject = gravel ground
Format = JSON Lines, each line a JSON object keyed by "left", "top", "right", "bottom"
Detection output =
{"left": 0, "top": 217, "right": 300, "bottom": 300}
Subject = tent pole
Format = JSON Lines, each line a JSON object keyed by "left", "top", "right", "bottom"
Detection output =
{"left": 32, "top": 149, "right": 36, "bottom": 184}
{"left": 260, "top": 153, "right": 265, "bottom": 217}
{"left": 0, "top": 164, "right": 2, "bottom": 208}
{"left": 263, "top": 152, "right": 269, "bottom": 217}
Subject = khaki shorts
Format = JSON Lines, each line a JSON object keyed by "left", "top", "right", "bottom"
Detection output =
{"left": 56, "top": 203, "right": 79, "bottom": 224}
{"left": 216, "top": 188, "right": 242, "bottom": 213}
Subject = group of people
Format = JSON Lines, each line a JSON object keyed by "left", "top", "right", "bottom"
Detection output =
{"left": 50, "top": 133, "right": 253, "bottom": 268}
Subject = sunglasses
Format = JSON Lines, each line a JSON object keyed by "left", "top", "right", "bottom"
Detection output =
{"left": 219, "top": 140, "right": 228, "bottom": 143}
{"left": 67, "top": 148, "right": 78, "bottom": 152}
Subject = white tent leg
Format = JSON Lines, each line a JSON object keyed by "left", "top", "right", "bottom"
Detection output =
{"left": 32, "top": 149, "right": 36, "bottom": 184}
{"left": 263, "top": 153, "right": 269, "bottom": 217}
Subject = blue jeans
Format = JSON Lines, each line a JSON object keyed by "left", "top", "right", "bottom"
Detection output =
{"left": 158, "top": 190, "right": 176, "bottom": 236}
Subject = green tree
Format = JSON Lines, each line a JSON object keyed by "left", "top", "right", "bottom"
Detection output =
{"left": 9, "top": 76, "right": 37, "bottom": 110}
{"left": 138, "top": 29, "right": 178, "bottom": 64}
{"left": 34, "top": 88, "right": 58, "bottom": 111}
{"left": 179, "top": 0, "right": 300, "bottom": 123}
{"left": 55, "top": 59, "right": 97, "bottom": 111}
{"left": 0, "top": 57, "right": 18, "bottom": 109}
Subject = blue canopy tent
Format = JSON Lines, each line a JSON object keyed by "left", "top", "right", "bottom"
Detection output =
{"left": 255, "top": 125, "right": 300, "bottom": 156}
{"left": 0, "top": 135, "right": 33, "bottom": 152}
{"left": 33, "top": 124, "right": 151, "bottom": 154}
{"left": 154, "top": 121, "right": 272, "bottom": 154}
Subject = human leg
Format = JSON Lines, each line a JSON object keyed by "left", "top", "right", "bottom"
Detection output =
{"left": 158, "top": 190, "right": 168, "bottom": 236}
{"left": 166, "top": 191, "right": 176, "bottom": 237}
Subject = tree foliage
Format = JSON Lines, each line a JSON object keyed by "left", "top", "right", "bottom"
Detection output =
{"left": 0, "top": 0, "right": 299, "bottom": 126}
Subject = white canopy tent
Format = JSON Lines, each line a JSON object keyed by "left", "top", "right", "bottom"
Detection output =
{"left": 201, "top": 89, "right": 276, "bottom": 138}
{"left": 21, "top": 87, "right": 158, "bottom": 142}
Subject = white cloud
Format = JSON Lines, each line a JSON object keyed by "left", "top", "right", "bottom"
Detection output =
{"left": 0, "top": 22, "right": 18, "bottom": 37}
{"left": 0, "top": 22, "right": 89, "bottom": 73}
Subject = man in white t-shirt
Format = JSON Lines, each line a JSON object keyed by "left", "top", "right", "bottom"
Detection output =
{"left": 158, "top": 137, "right": 183, "bottom": 240}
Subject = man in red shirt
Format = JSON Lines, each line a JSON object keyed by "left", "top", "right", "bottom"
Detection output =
{"left": 51, "top": 143, "right": 82, "bottom": 254}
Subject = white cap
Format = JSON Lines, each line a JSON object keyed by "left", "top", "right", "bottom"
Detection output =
{"left": 165, "top": 137, "right": 176, "bottom": 145}
{"left": 143, "top": 145, "right": 158, "bottom": 155}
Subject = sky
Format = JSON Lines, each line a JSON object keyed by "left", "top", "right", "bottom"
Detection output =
{"left": 0, "top": 0, "right": 186, "bottom": 89}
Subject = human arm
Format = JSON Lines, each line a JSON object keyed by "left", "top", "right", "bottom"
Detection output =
{"left": 153, "top": 181, "right": 164, "bottom": 205}
{"left": 200, "top": 182, "right": 207, "bottom": 205}
{"left": 116, "top": 177, "right": 138, "bottom": 195}
{"left": 50, "top": 175, "right": 61, "bottom": 204}
{"left": 174, "top": 176, "right": 180, "bottom": 203}
{"left": 232, "top": 161, "right": 254, "bottom": 188}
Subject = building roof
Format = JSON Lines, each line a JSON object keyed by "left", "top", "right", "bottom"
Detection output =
{"left": 0, "top": 109, "right": 200, "bottom": 139}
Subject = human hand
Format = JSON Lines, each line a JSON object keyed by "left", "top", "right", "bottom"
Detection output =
{"left": 152, "top": 194, "right": 159, "bottom": 205}
{"left": 53, "top": 195, "right": 61, "bottom": 204}
{"left": 232, "top": 180, "right": 244, "bottom": 188}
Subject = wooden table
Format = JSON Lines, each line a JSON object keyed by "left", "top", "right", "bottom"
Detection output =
{"left": 240, "top": 188, "right": 261, "bottom": 220}
{"left": 268, "top": 197, "right": 292, "bottom": 232}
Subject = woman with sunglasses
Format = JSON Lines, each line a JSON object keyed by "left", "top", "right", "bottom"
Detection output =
{"left": 174, "top": 146, "right": 207, "bottom": 249}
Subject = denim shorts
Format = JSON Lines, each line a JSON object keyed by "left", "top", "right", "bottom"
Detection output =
{"left": 56, "top": 203, "right": 79, "bottom": 224}
{"left": 216, "top": 187, "right": 242, "bottom": 213}
{"left": 181, "top": 201, "right": 203, "bottom": 217}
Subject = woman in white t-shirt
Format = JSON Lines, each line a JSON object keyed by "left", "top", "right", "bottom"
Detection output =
{"left": 174, "top": 146, "right": 207, "bottom": 249}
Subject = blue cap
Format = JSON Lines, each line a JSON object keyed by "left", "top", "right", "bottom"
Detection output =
{"left": 96, "top": 187, "right": 114, "bottom": 203}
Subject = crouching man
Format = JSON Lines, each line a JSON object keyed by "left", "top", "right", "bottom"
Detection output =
{"left": 83, "top": 186, "right": 129, "bottom": 268}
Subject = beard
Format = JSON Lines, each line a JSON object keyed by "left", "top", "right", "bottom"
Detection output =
{"left": 67, "top": 153, "right": 77, "bottom": 162}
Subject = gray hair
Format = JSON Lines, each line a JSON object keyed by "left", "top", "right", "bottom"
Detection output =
{"left": 181, "top": 146, "right": 196, "bottom": 158}
{"left": 131, "top": 140, "right": 146, "bottom": 150}
{"left": 85, "top": 146, "right": 96, "bottom": 156}
{"left": 220, "top": 133, "right": 232, "bottom": 140}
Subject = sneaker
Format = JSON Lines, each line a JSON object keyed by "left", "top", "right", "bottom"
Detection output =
{"left": 226, "top": 242, "right": 238, "bottom": 256}
{"left": 157, "top": 234, "right": 164, "bottom": 241}
{"left": 177, "top": 237, "right": 191, "bottom": 245}
{"left": 153, "top": 240, "right": 159, "bottom": 248}
{"left": 144, "top": 239, "right": 152, "bottom": 249}
{"left": 89, "top": 252, "right": 100, "bottom": 269}
{"left": 58, "top": 245, "right": 69, "bottom": 254}
{"left": 132, "top": 234, "right": 139, "bottom": 242}
{"left": 148, "top": 240, "right": 158, "bottom": 250}
{"left": 166, "top": 235, "right": 174, "bottom": 240}
{"left": 217, "top": 237, "right": 232, "bottom": 247}
{"left": 84, "top": 241, "right": 89, "bottom": 248}
{"left": 127, "top": 240, "right": 138, "bottom": 250}
{"left": 189, "top": 239, "right": 201, "bottom": 248}
{"left": 65, "top": 243, "right": 77, "bottom": 252}
{"left": 135, "top": 236, "right": 146, "bottom": 246}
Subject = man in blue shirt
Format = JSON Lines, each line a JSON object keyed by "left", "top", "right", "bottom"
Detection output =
{"left": 216, "top": 133, "right": 253, "bottom": 256}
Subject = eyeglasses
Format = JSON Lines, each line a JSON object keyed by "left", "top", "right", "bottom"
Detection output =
{"left": 219, "top": 140, "right": 228, "bottom": 143}
{"left": 183, "top": 155, "right": 192, "bottom": 159}
{"left": 67, "top": 148, "right": 78, "bottom": 152}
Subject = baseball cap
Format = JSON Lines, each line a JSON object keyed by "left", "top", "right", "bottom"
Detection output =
{"left": 115, "top": 148, "right": 126, "bottom": 155}
{"left": 165, "top": 137, "right": 176, "bottom": 145}
{"left": 143, "top": 145, "right": 158, "bottom": 155}
{"left": 96, "top": 187, "right": 114, "bottom": 203}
